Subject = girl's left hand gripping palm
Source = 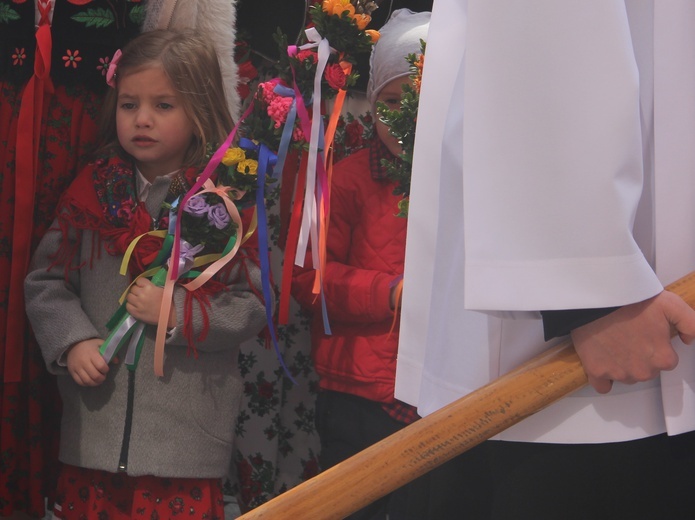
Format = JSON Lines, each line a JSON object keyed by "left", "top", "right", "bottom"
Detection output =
{"left": 126, "top": 278, "right": 177, "bottom": 328}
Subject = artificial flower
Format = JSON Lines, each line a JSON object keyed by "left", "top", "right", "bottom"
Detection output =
{"left": 237, "top": 159, "right": 258, "bottom": 175}
{"left": 353, "top": 13, "right": 370, "bottom": 30}
{"left": 323, "top": 0, "right": 355, "bottom": 18}
{"left": 365, "top": 29, "right": 380, "bottom": 43}
{"left": 324, "top": 63, "right": 347, "bottom": 90}
{"left": 208, "top": 203, "right": 231, "bottom": 229}
{"left": 222, "top": 147, "right": 246, "bottom": 166}
{"left": 184, "top": 196, "right": 210, "bottom": 217}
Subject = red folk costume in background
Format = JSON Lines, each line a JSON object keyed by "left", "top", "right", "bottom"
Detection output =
{"left": 0, "top": 0, "right": 143, "bottom": 515}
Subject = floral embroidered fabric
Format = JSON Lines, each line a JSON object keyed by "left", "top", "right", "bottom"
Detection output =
{"left": 0, "top": 2, "right": 144, "bottom": 515}
{"left": 0, "top": 0, "right": 145, "bottom": 90}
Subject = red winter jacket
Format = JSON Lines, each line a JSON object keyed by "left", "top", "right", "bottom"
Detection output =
{"left": 292, "top": 145, "right": 406, "bottom": 403}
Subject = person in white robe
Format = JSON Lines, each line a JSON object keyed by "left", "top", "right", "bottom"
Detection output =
{"left": 396, "top": 0, "right": 695, "bottom": 517}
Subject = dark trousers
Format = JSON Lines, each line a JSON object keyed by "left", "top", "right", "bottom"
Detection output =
{"left": 427, "top": 431, "right": 695, "bottom": 520}
{"left": 315, "top": 390, "right": 433, "bottom": 520}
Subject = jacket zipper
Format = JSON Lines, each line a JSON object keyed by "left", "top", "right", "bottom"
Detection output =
{"left": 117, "top": 370, "right": 136, "bottom": 472}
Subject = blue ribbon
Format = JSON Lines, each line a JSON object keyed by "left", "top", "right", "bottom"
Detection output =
{"left": 239, "top": 137, "right": 259, "bottom": 152}
{"left": 272, "top": 85, "right": 299, "bottom": 181}
{"left": 257, "top": 142, "right": 297, "bottom": 385}
{"left": 239, "top": 137, "right": 278, "bottom": 191}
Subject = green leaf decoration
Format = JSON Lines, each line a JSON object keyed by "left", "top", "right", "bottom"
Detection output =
{"left": 71, "top": 8, "right": 116, "bottom": 29}
{"left": 129, "top": 5, "right": 145, "bottom": 25}
{"left": 0, "top": 5, "right": 21, "bottom": 24}
{"left": 376, "top": 41, "right": 426, "bottom": 218}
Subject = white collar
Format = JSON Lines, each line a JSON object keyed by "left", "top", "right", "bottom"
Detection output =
{"left": 135, "top": 168, "right": 180, "bottom": 202}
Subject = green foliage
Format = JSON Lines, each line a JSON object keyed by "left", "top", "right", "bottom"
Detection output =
{"left": 71, "top": 8, "right": 115, "bottom": 29}
{"left": 0, "top": 4, "right": 21, "bottom": 23}
{"left": 129, "top": 5, "right": 146, "bottom": 25}
{"left": 376, "top": 42, "right": 425, "bottom": 217}
{"left": 309, "top": 6, "right": 374, "bottom": 58}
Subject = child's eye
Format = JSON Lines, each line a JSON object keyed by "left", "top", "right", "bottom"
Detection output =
{"left": 158, "top": 102, "right": 174, "bottom": 110}
{"left": 120, "top": 102, "right": 136, "bottom": 110}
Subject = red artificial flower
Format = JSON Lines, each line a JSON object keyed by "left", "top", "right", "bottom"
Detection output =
{"left": 238, "top": 60, "right": 258, "bottom": 81}
{"left": 236, "top": 61, "right": 258, "bottom": 100}
{"left": 345, "top": 119, "right": 364, "bottom": 148}
{"left": 297, "top": 49, "right": 318, "bottom": 65}
{"left": 238, "top": 83, "right": 251, "bottom": 100}
{"left": 324, "top": 63, "right": 347, "bottom": 90}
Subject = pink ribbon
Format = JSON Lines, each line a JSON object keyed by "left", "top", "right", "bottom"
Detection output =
{"left": 106, "top": 49, "right": 122, "bottom": 88}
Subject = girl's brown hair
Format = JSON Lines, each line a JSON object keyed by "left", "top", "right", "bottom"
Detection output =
{"left": 95, "top": 29, "right": 234, "bottom": 169}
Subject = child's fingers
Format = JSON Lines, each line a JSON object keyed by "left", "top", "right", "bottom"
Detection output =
{"left": 70, "top": 366, "right": 105, "bottom": 387}
{"left": 72, "top": 354, "right": 110, "bottom": 387}
{"left": 91, "top": 352, "right": 110, "bottom": 374}
{"left": 133, "top": 277, "right": 153, "bottom": 289}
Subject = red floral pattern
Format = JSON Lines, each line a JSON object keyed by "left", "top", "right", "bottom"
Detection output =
{"left": 53, "top": 464, "right": 225, "bottom": 520}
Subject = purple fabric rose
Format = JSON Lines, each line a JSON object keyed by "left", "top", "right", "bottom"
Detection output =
{"left": 184, "top": 196, "right": 210, "bottom": 217}
{"left": 208, "top": 203, "right": 230, "bottom": 229}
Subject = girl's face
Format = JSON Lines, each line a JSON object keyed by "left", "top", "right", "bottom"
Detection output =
{"left": 116, "top": 66, "right": 195, "bottom": 181}
{"left": 375, "top": 76, "right": 412, "bottom": 157}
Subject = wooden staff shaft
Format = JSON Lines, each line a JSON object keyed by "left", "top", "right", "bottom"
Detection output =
{"left": 239, "top": 270, "right": 695, "bottom": 520}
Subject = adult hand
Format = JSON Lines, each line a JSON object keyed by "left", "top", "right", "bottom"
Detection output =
{"left": 66, "top": 338, "right": 109, "bottom": 386}
{"left": 571, "top": 291, "right": 695, "bottom": 394}
{"left": 125, "top": 277, "right": 176, "bottom": 327}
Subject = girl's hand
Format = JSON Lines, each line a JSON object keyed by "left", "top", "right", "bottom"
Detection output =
{"left": 125, "top": 277, "right": 177, "bottom": 327}
{"left": 67, "top": 338, "right": 109, "bottom": 386}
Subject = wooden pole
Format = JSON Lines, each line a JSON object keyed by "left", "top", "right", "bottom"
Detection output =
{"left": 239, "top": 270, "right": 695, "bottom": 520}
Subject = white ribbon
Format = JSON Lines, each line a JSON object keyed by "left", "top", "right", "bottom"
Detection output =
{"left": 294, "top": 27, "right": 331, "bottom": 270}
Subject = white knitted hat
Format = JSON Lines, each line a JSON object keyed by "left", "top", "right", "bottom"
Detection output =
{"left": 366, "top": 9, "right": 431, "bottom": 110}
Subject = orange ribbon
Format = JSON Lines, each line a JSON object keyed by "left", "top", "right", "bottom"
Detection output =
{"left": 279, "top": 151, "right": 309, "bottom": 325}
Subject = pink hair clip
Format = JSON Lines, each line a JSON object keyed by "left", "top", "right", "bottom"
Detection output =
{"left": 106, "top": 49, "right": 122, "bottom": 88}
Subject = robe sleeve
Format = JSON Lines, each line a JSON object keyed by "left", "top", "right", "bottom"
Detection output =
{"left": 459, "top": 0, "right": 662, "bottom": 311}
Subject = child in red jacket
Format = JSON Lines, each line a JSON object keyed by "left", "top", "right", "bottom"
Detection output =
{"left": 292, "top": 9, "right": 431, "bottom": 520}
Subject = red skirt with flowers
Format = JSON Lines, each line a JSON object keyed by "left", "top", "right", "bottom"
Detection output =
{"left": 52, "top": 464, "right": 226, "bottom": 520}
{"left": 0, "top": 80, "right": 102, "bottom": 517}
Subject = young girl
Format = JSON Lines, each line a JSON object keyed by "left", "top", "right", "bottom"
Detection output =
{"left": 24, "top": 29, "right": 267, "bottom": 520}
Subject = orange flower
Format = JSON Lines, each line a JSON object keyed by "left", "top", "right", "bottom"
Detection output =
{"left": 353, "top": 13, "right": 370, "bottom": 30}
{"left": 323, "top": 0, "right": 355, "bottom": 18}
{"left": 365, "top": 30, "right": 380, "bottom": 43}
{"left": 414, "top": 54, "right": 425, "bottom": 93}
